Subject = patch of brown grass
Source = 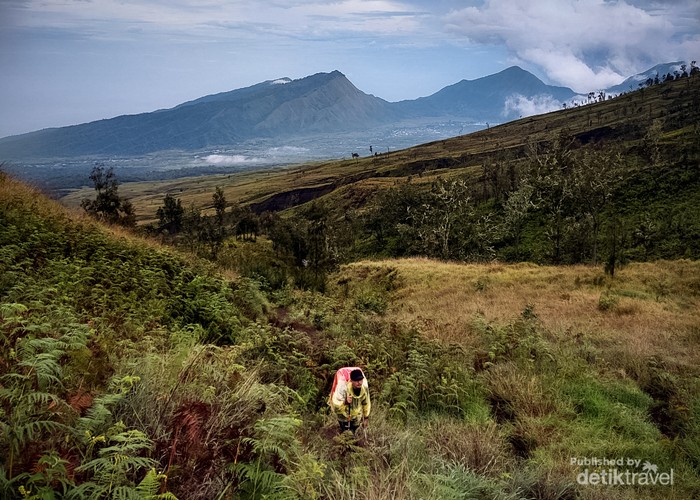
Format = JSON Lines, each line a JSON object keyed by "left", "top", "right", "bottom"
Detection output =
{"left": 425, "top": 418, "right": 513, "bottom": 476}
{"left": 339, "top": 258, "right": 700, "bottom": 369}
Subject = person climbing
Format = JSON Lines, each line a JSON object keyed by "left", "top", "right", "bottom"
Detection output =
{"left": 329, "top": 367, "right": 371, "bottom": 433}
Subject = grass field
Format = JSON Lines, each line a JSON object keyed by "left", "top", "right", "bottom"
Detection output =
{"left": 337, "top": 258, "right": 700, "bottom": 366}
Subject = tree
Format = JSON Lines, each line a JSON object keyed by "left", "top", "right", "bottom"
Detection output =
{"left": 363, "top": 181, "right": 425, "bottom": 256}
{"left": 213, "top": 187, "right": 227, "bottom": 227}
{"left": 266, "top": 201, "right": 348, "bottom": 290}
{"left": 412, "top": 178, "right": 475, "bottom": 259}
{"left": 642, "top": 119, "right": 664, "bottom": 167}
{"left": 234, "top": 208, "right": 259, "bottom": 242}
{"left": 524, "top": 135, "right": 577, "bottom": 263}
{"left": 501, "top": 181, "right": 535, "bottom": 259}
{"left": 181, "top": 204, "right": 203, "bottom": 252}
{"left": 156, "top": 194, "right": 184, "bottom": 234}
{"left": 570, "top": 149, "right": 625, "bottom": 264}
{"left": 210, "top": 186, "right": 229, "bottom": 245}
{"left": 80, "top": 164, "right": 136, "bottom": 227}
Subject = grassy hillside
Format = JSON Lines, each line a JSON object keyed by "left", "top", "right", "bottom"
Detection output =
{"left": 3, "top": 167, "right": 700, "bottom": 498}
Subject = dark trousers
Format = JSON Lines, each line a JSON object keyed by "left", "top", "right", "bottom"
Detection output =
{"left": 338, "top": 419, "right": 359, "bottom": 433}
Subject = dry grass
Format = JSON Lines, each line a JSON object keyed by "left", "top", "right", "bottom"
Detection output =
{"left": 425, "top": 418, "right": 514, "bottom": 476}
{"left": 340, "top": 258, "right": 700, "bottom": 369}
{"left": 482, "top": 363, "right": 559, "bottom": 420}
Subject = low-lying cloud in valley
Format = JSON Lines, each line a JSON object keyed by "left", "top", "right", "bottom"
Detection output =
{"left": 503, "top": 94, "right": 563, "bottom": 118}
{"left": 203, "top": 154, "right": 261, "bottom": 166}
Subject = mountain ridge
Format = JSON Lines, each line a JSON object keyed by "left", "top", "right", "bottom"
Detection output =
{"left": 0, "top": 67, "right": 575, "bottom": 159}
{"left": 1, "top": 63, "right": 690, "bottom": 160}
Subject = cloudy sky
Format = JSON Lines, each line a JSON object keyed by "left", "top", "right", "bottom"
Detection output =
{"left": 1, "top": 0, "right": 698, "bottom": 138}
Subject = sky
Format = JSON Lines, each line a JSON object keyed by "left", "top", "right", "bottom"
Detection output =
{"left": 1, "top": 0, "right": 699, "bottom": 138}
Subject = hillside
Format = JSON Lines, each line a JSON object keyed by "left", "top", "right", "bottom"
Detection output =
{"left": 60, "top": 71, "right": 700, "bottom": 267}
{"left": 2, "top": 170, "right": 700, "bottom": 498}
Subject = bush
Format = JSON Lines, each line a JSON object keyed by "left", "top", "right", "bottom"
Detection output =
{"left": 598, "top": 292, "right": 619, "bottom": 311}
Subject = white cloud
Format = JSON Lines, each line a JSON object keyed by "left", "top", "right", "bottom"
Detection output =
{"left": 444, "top": 0, "right": 700, "bottom": 92}
{"left": 9, "top": 0, "right": 421, "bottom": 39}
{"left": 267, "top": 146, "right": 309, "bottom": 155}
{"left": 503, "top": 93, "right": 562, "bottom": 118}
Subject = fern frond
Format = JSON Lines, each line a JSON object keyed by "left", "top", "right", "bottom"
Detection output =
{"left": 135, "top": 468, "right": 161, "bottom": 497}
{"left": 77, "top": 429, "right": 156, "bottom": 476}
{"left": 77, "top": 390, "right": 125, "bottom": 436}
{"left": 64, "top": 482, "right": 101, "bottom": 499}
{"left": 134, "top": 468, "right": 179, "bottom": 499}
{"left": 0, "top": 302, "right": 28, "bottom": 321}
{"left": 230, "top": 462, "right": 285, "bottom": 497}
{"left": 0, "top": 373, "right": 31, "bottom": 385}
{"left": 171, "top": 400, "right": 210, "bottom": 454}
{"left": 22, "top": 390, "right": 62, "bottom": 407}
{"left": 110, "top": 485, "right": 144, "bottom": 500}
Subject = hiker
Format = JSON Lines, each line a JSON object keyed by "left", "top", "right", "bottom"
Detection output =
{"left": 329, "top": 367, "right": 371, "bottom": 433}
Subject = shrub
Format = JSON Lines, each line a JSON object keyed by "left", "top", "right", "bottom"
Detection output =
{"left": 598, "top": 292, "right": 619, "bottom": 311}
{"left": 482, "top": 363, "right": 559, "bottom": 423}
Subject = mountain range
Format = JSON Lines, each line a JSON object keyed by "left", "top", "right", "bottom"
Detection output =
{"left": 0, "top": 66, "right": 578, "bottom": 159}
{"left": 0, "top": 63, "right": 681, "bottom": 159}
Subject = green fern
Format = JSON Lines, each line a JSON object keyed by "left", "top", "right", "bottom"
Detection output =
{"left": 77, "top": 385, "right": 129, "bottom": 438}
{"left": 135, "top": 468, "right": 178, "bottom": 499}
{"left": 75, "top": 428, "right": 157, "bottom": 497}
{"left": 0, "top": 317, "right": 86, "bottom": 479}
{"left": 231, "top": 415, "right": 302, "bottom": 498}
{"left": 230, "top": 462, "right": 286, "bottom": 499}
{"left": 7, "top": 451, "right": 75, "bottom": 500}
{"left": 242, "top": 416, "right": 302, "bottom": 464}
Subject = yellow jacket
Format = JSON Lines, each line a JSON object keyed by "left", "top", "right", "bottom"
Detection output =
{"left": 331, "top": 380, "right": 371, "bottom": 422}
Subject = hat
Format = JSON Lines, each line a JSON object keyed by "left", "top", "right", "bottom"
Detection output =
{"left": 350, "top": 369, "right": 364, "bottom": 381}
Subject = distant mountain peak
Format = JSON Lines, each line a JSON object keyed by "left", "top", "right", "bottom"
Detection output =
{"left": 270, "top": 78, "right": 292, "bottom": 85}
{"left": 606, "top": 61, "right": 688, "bottom": 94}
{"left": 500, "top": 66, "right": 528, "bottom": 74}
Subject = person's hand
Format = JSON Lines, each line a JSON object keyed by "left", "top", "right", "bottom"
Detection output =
{"left": 363, "top": 418, "right": 368, "bottom": 428}
{"left": 346, "top": 394, "right": 353, "bottom": 404}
